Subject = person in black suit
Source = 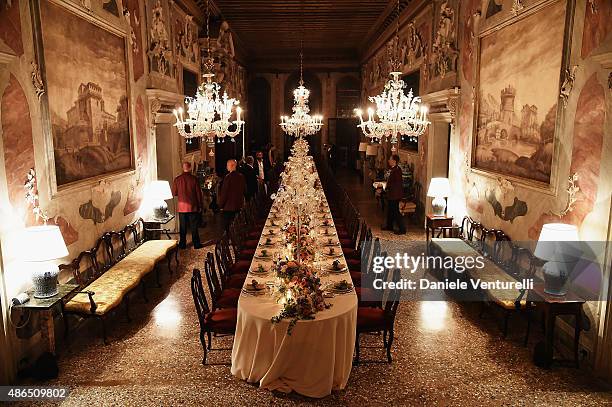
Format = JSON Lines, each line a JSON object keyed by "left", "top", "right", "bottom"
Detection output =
{"left": 219, "top": 159, "right": 246, "bottom": 231}
{"left": 240, "top": 156, "right": 258, "bottom": 199}
{"left": 255, "top": 150, "right": 270, "bottom": 195}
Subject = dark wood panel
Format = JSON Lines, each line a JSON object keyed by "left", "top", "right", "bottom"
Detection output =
{"left": 199, "top": 0, "right": 393, "bottom": 69}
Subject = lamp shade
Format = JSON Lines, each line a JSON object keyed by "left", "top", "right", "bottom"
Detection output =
{"left": 22, "top": 225, "right": 68, "bottom": 262}
{"left": 365, "top": 145, "right": 378, "bottom": 156}
{"left": 535, "top": 223, "right": 580, "bottom": 261}
{"left": 358, "top": 142, "right": 368, "bottom": 152}
{"left": 427, "top": 178, "right": 451, "bottom": 198}
{"left": 146, "top": 180, "right": 173, "bottom": 200}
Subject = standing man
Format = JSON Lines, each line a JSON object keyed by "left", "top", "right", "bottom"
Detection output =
{"left": 172, "top": 162, "right": 203, "bottom": 249}
{"left": 240, "top": 156, "right": 258, "bottom": 200}
{"left": 382, "top": 154, "right": 406, "bottom": 235}
{"left": 219, "top": 159, "right": 246, "bottom": 231}
{"left": 255, "top": 150, "right": 269, "bottom": 195}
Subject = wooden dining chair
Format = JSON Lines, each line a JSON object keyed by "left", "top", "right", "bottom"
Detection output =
{"left": 355, "top": 269, "right": 402, "bottom": 364}
{"left": 214, "top": 240, "right": 247, "bottom": 289}
{"left": 203, "top": 252, "right": 240, "bottom": 310}
{"left": 191, "top": 268, "right": 237, "bottom": 365}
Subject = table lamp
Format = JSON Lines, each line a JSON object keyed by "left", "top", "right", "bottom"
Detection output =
{"left": 535, "top": 223, "right": 581, "bottom": 296}
{"left": 23, "top": 225, "right": 69, "bottom": 298}
{"left": 146, "top": 180, "right": 173, "bottom": 220}
{"left": 427, "top": 177, "right": 451, "bottom": 217}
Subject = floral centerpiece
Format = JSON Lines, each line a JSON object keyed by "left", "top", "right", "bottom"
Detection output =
{"left": 271, "top": 261, "right": 330, "bottom": 333}
{"left": 269, "top": 138, "right": 332, "bottom": 334}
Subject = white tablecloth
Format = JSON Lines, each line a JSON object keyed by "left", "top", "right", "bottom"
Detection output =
{"left": 231, "top": 186, "right": 357, "bottom": 398}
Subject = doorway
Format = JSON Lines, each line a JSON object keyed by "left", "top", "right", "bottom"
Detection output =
{"left": 247, "top": 77, "right": 271, "bottom": 155}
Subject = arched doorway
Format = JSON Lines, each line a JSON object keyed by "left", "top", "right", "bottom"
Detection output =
{"left": 283, "top": 71, "right": 322, "bottom": 160}
{"left": 330, "top": 75, "right": 360, "bottom": 170}
{"left": 247, "top": 77, "right": 271, "bottom": 156}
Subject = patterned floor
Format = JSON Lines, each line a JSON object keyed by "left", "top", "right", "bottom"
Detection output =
{"left": 19, "top": 169, "right": 612, "bottom": 406}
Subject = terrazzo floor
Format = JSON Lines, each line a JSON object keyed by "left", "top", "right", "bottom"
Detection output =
{"left": 20, "top": 169, "right": 612, "bottom": 406}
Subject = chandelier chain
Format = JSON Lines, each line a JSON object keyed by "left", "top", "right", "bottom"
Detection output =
{"left": 354, "top": 0, "right": 430, "bottom": 145}
{"left": 173, "top": 0, "right": 244, "bottom": 145}
{"left": 280, "top": 0, "right": 323, "bottom": 138}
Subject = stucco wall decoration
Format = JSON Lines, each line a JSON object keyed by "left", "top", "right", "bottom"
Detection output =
{"left": 0, "top": 0, "right": 24, "bottom": 56}
{"left": 1, "top": 75, "right": 35, "bottom": 216}
{"left": 147, "top": 0, "right": 174, "bottom": 77}
{"left": 430, "top": 0, "right": 458, "bottom": 79}
{"left": 485, "top": 177, "right": 528, "bottom": 223}
{"left": 79, "top": 180, "right": 122, "bottom": 224}
{"left": 125, "top": 0, "right": 145, "bottom": 81}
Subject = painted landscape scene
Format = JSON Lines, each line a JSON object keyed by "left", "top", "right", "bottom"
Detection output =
{"left": 41, "top": 0, "right": 132, "bottom": 186}
{"left": 474, "top": 1, "right": 566, "bottom": 184}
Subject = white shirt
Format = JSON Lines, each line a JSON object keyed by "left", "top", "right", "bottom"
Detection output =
{"left": 257, "top": 160, "right": 265, "bottom": 180}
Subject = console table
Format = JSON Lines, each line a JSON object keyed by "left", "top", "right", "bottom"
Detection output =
{"left": 529, "top": 283, "right": 585, "bottom": 368}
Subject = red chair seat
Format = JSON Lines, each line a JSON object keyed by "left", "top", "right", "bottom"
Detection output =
{"left": 238, "top": 249, "right": 255, "bottom": 260}
{"left": 356, "top": 287, "right": 382, "bottom": 307}
{"left": 229, "top": 261, "right": 250, "bottom": 275}
{"left": 339, "top": 238, "right": 354, "bottom": 247}
{"left": 226, "top": 273, "right": 247, "bottom": 289}
{"left": 217, "top": 289, "right": 240, "bottom": 308}
{"left": 205, "top": 308, "right": 237, "bottom": 332}
{"left": 248, "top": 230, "right": 262, "bottom": 239}
{"left": 347, "top": 258, "right": 360, "bottom": 269}
{"left": 357, "top": 307, "right": 386, "bottom": 330}
{"left": 244, "top": 239, "right": 259, "bottom": 249}
{"left": 342, "top": 247, "right": 360, "bottom": 259}
{"left": 350, "top": 271, "right": 362, "bottom": 286}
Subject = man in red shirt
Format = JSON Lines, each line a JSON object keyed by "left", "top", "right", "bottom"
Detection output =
{"left": 172, "top": 162, "right": 203, "bottom": 249}
{"left": 382, "top": 154, "right": 406, "bottom": 235}
{"left": 219, "top": 159, "right": 246, "bottom": 231}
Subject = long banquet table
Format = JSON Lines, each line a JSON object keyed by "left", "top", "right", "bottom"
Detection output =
{"left": 230, "top": 168, "right": 357, "bottom": 398}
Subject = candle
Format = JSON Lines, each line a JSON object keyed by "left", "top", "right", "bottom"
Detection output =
{"left": 237, "top": 106, "right": 242, "bottom": 121}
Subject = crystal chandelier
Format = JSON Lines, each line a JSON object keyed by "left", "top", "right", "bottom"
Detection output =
{"left": 173, "top": 0, "right": 244, "bottom": 146}
{"left": 280, "top": 14, "right": 323, "bottom": 138}
{"left": 355, "top": 0, "right": 429, "bottom": 147}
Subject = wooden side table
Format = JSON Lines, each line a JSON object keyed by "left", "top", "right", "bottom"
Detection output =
{"left": 143, "top": 214, "right": 175, "bottom": 240}
{"left": 425, "top": 214, "right": 453, "bottom": 241}
{"left": 529, "top": 283, "right": 585, "bottom": 368}
{"left": 12, "top": 284, "right": 79, "bottom": 354}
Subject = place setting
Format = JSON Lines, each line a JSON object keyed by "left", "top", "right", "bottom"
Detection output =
{"left": 241, "top": 279, "right": 269, "bottom": 296}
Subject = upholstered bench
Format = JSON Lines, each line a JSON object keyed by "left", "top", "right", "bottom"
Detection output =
{"left": 430, "top": 237, "right": 525, "bottom": 309}
{"left": 62, "top": 218, "right": 178, "bottom": 343}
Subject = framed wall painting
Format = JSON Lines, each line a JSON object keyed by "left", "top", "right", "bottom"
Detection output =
{"left": 471, "top": 0, "right": 572, "bottom": 189}
{"left": 32, "top": 0, "right": 134, "bottom": 192}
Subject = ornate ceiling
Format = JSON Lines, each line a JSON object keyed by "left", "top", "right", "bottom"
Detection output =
{"left": 199, "top": 0, "right": 399, "bottom": 71}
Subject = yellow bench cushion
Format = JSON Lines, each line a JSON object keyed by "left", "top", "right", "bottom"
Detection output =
{"left": 431, "top": 238, "right": 480, "bottom": 258}
{"left": 65, "top": 268, "right": 142, "bottom": 315}
{"left": 65, "top": 239, "right": 176, "bottom": 315}
{"left": 126, "top": 240, "right": 178, "bottom": 263}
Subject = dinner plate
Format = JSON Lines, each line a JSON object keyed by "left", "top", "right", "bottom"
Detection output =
{"left": 326, "top": 265, "right": 348, "bottom": 273}
{"left": 319, "top": 229, "right": 336, "bottom": 236}
{"left": 322, "top": 252, "right": 341, "bottom": 258}
{"left": 254, "top": 253, "right": 273, "bottom": 260}
{"left": 242, "top": 288, "right": 266, "bottom": 296}
{"left": 330, "top": 287, "right": 353, "bottom": 294}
